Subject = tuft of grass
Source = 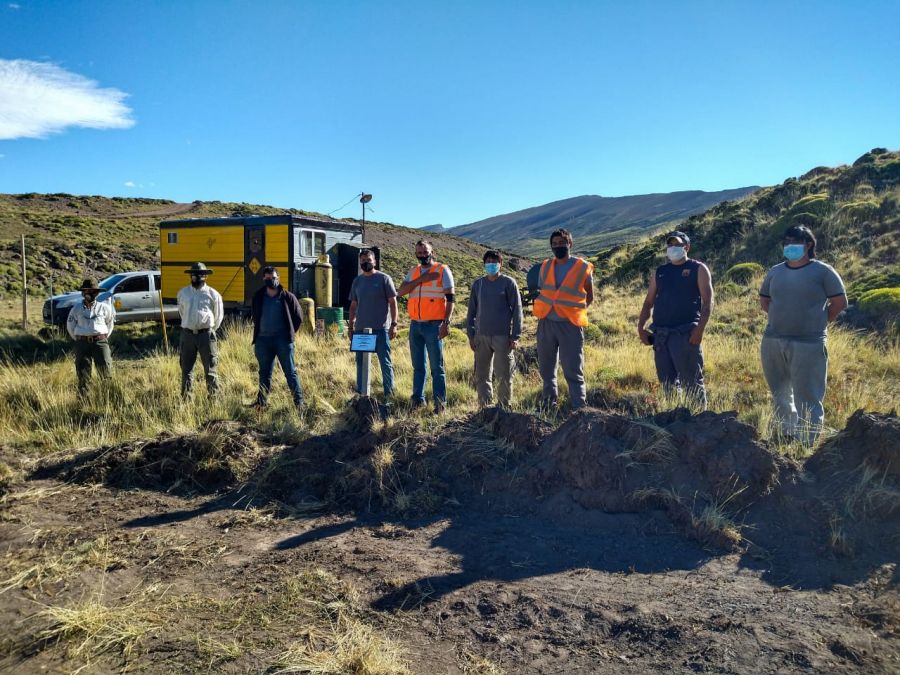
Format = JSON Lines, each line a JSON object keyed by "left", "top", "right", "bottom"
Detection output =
{"left": 273, "top": 616, "right": 410, "bottom": 675}
{"left": 36, "top": 583, "right": 168, "bottom": 661}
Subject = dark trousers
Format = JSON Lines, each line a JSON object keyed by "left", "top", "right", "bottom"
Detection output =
{"left": 652, "top": 328, "right": 707, "bottom": 408}
{"left": 254, "top": 335, "right": 303, "bottom": 406}
{"left": 180, "top": 329, "right": 219, "bottom": 396}
{"left": 73, "top": 338, "right": 112, "bottom": 394}
{"left": 355, "top": 329, "right": 395, "bottom": 397}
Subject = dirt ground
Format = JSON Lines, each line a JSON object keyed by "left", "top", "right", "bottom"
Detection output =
{"left": 1, "top": 407, "right": 897, "bottom": 673}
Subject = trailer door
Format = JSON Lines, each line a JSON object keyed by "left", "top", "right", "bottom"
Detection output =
{"left": 244, "top": 224, "right": 266, "bottom": 306}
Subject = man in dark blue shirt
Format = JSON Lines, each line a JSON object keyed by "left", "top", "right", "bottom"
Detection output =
{"left": 636, "top": 232, "right": 714, "bottom": 408}
{"left": 250, "top": 266, "right": 305, "bottom": 410}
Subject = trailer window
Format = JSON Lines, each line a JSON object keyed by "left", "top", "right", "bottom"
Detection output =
{"left": 167, "top": 232, "right": 178, "bottom": 244}
{"left": 299, "top": 230, "right": 326, "bottom": 257}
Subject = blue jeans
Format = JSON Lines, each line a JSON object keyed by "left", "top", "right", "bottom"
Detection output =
{"left": 254, "top": 335, "right": 303, "bottom": 405}
{"left": 355, "top": 329, "right": 394, "bottom": 397}
{"left": 409, "top": 320, "right": 446, "bottom": 404}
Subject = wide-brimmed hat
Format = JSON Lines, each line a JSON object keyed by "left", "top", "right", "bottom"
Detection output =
{"left": 79, "top": 278, "right": 102, "bottom": 292}
{"left": 185, "top": 262, "right": 214, "bottom": 275}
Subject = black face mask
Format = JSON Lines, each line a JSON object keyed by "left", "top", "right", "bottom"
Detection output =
{"left": 191, "top": 275, "right": 204, "bottom": 287}
{"left": 552, "top": 246, "right": 569, "bottom": 259}
{"left": 417, "top": 255, "right": 432, "bottom": 266}
{"left": 264, "top": 278, "right": 278, "bottom": 289}
{"left": 360, "top": 262, "right": 374, "bottom": 272}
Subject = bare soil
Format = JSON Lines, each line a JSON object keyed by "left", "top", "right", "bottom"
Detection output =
{"left": 1, "top": 407, "right": 897, "bottom": 673}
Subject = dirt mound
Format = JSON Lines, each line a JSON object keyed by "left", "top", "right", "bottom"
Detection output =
{"left": 472, "top": 407, "right": 552, "bottom": 452}
{"left": 807, "top": 410, "right": 900, "bottom": 478}
{"left": 518, "top": 409, "right": 791, "bottom": 550}
{"left": 34, "top": 421, "right": 265, "bottom": 495}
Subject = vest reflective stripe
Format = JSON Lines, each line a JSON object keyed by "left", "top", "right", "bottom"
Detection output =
{"left": 532, "top": 257, "right": 593, "bottom": 327}
{"left": 408, "top": 263, "right": 448, "bottom": 321}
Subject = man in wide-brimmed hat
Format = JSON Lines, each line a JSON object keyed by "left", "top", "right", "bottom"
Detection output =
{"left": 66, "top": 277, "right": 116, "bottom": 395}
{"left": 177, "top": 262, "right": 224, "bottom": 397}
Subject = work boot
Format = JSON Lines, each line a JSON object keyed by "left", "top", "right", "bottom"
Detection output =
{"left": 434, "top": 401, "right": 446, "bottom": 415}
{"left": 410, "top": 398, "right": 425, "bottom": 410}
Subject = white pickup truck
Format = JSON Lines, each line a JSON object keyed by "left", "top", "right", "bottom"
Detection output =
{"left": 43, "top": 270, "right": 180, "bottom": 327}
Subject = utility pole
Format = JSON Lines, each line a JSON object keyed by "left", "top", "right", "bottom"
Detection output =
{"left": 20, "top": 235, "right": 26, "bottom": 330}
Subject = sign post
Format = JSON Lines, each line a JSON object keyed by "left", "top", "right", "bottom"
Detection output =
{"left": 350, "top": 328, "right": 376, "bottom": 396}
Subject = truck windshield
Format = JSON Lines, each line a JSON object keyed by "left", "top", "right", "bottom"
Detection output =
{"left": 99, "top": 274, "right": 127, "bottom": 290}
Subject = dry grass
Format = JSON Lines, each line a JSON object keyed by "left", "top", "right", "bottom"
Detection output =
{"left": 36, "top": 583, "right": 168, "bottom": 662}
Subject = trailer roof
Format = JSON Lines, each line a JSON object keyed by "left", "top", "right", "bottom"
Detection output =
{"left": 159, "top": 214, "right": 362, "bottom": 232}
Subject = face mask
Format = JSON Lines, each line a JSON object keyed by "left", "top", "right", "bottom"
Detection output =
{"left": 83, "top": 293, "right": 96, "bottom": 304}
{"left": 552, "top": 246, "right": 569, "bottom": 259}
{"left": 484, "top": 262, "right": 500, "bottom": 276}
{"left": 360, "top": 262, "right": 374, "bottom": 272}
{"left": 191, "top": 275, "right": 204, "bottom": 287}
{"left": 666, "top": 246, "right": 687, "bottom": 261}
{"left": 264, "top": 278, "right": 278, "bottom": 289}
{"left": 783, "top": 244, "right": 806, "bottom": 261}
{"left": 417, "top": 255, "right": 432, "bottom": 266}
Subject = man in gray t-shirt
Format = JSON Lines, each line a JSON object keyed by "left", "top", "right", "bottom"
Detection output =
{"left": 759, "top": 225, "right": 847, "bottom": 445}
{"left": 466, "top": 250, "right": 523, "bottom": 407}
{"left": 348, "top": 249, "right": 399, "bottom": 398}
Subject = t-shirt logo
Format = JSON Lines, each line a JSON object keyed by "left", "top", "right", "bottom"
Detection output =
{"left": 682, "top": 269, "right": 691, "bottom": 277}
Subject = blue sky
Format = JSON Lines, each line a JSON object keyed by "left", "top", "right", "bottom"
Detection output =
{"left": 0, "top": 1, "right": 898, "bottom": 228}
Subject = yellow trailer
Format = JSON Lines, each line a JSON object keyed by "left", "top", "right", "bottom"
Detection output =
{"left": 159, "top": 214, "right": 369, "bottom": 312}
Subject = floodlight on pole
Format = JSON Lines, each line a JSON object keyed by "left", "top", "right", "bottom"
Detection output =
{"left": 360, "top": 193, "right": 373, "bottom": 242}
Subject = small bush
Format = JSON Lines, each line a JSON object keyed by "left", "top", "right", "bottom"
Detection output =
{"left": 857, "top": 288, "right": 900, "bottom": 319}
{"left": 723, "top": 262, "right": 765, "bottom": 285}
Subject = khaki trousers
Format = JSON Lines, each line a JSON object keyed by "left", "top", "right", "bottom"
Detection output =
{"left": 473, "top": 334, "right": 514, "bottom": 407}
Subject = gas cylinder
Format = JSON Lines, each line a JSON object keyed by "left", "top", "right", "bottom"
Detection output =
{"left": 314, "top": 254, "right": 333, "bottom": 308}
{"left": 299, "top": 292, "right": 316, "bottom": 335}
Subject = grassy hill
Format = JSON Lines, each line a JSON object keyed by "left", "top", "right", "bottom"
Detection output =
{"left": 443, "top": 187, "right": 760, "bottom": 257}
{"left": 0, "top": 194, "right": 529, "bottom": 303}
{"left": 597, "top": 148, "right": 900, "bottom": 308}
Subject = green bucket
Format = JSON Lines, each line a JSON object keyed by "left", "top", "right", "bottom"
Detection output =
{"left": 316, "top": 307, "right": 345, "bottom": 336}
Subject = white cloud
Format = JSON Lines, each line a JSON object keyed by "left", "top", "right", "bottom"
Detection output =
{"left": 0, "top": 59, "right": 135, "bottom": 140}
{"left": 8, "top": 4, "right": 21, "bottom": 10}
{"left": 124, "top": 181, "right": 136, "bottom": 187}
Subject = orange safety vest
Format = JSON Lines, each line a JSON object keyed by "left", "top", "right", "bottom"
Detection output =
{"left": 532, "top": 257, "right": 593, "bottom": 327}
{"left": 408, "top": 263, "right": 448, "bottom": 321}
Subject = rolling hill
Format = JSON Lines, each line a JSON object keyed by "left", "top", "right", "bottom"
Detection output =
{"left": 0, "top": 194, "right": 529, "bottom": 303}
{"left": 443, "top": 187, "right": 759, "bottom": 257}
{"left": 597, "top": 148, "right": 900, "bottom": 305}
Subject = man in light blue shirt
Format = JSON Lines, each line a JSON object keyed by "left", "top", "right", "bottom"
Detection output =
{"left": 66, "top": 278, "right": 115, "bottom": 395}
{"left": 177, "top": 262, "right": 224, "bottom": 397}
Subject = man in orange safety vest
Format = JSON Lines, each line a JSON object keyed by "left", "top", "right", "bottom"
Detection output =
{"left": 396, "top": 240, "right": 456, "bottom": 413}
{"left": 532, "top": 228, "right": 594, "bottom": 410}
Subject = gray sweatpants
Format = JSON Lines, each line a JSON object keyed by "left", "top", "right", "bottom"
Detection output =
{"left": 652, "top": 327, "right": 707, "bottom": 408}
{"left": 473, "top": 334, "right": 515, "bottom": 407}
{"left": 760, "top": 336, "right": 828, "bottom": 445}
{"left": 537, "top": 319, "right": 586, "bottom": 409}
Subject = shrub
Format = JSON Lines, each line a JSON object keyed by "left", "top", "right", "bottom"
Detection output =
{"left": 857, "top": 288, "right": 900, "bottom": 319}
{"left": 723, "top": 262, "right": 765, "bottom": 285}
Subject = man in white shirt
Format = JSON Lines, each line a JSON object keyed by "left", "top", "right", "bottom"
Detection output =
{"left": 177, "top": 262, "right": 224, "bottom": 397}
{"left": 66, "top": 278, "right": 116, "bottom": 395}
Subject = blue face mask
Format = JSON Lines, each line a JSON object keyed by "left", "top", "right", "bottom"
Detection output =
{"left": 783, "top": 244, "right": 807, "bottom": 261}
{"left": 484, "top": 262, "right": 500, "bottom": 276}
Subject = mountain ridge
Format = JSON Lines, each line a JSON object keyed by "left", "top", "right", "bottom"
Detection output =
{"left": 443, "top": 187, "right": 760, "bottom": 256}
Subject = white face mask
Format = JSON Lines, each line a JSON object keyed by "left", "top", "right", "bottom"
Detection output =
{"left": 666, "top": 246, "right": 687, "bottom": 261}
